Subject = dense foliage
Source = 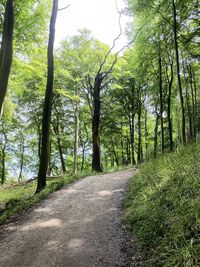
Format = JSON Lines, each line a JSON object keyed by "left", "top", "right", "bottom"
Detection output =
{"left": 0, "top": 0, "right": 199, "bottom": 185}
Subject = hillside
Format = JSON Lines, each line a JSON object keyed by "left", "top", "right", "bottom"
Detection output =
{"left": 125, "top": 144, "right": 200, "bottom": 266}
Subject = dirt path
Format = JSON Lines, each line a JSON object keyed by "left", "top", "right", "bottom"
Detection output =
{"left": 0, "top": 169, "right": 137, "bottom": 267}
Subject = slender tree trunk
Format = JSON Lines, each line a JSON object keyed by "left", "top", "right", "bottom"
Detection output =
{"left": 126, "top": 137, "right": 131, "bottom": 164}
{"left": 183, "top": 63, "right": 193, "bottom": 141}
{"left": 166, "top": 61, "right": 174, "bottom": 151}
{"left": 154, "top": 106, "right": 159, "bottom": 159}
{"left": 111, "top": 137, "right": 119, "bottom": 166}
{"left": 18, "top": 133, "right": 25, "bottom": 181}
{"left": 137, "top": 97, "right": 142, "bottom": 164}
{"left": 53, "top": 123, "right": 66, "bottom": 174}
{"left": 57, "top": 138, "right": 66, "bottom": 174}
{"left": 1, "top": 142, "right": 7, "bottom": 185}
{"left": 158, "top": 44, "right": 164, "bottom": 153}
{"left": 144, "top": 108, "right": 148, "bottom": 161}
{"left": 92, "top": 73, "right": 103, "bottom": 172}
{"left": 79, "top": 124, "right": 88, "bottom": 172}
{"left": 0, "top": 0, "right": 14, "bottom": 117}
{"left": 188, "top": 65, "right": 196, "bottom": 140}
{"left": 36, "top": 0, "right": 58, "bottom": 193}
{"left": 1, "top": 128, "right": 7, "bottom": 184}
{"left": 172, "top": 0, "right": 186, "bottom": 144}
{"left": 81, "top": 146, "right": 85, "bottom": 172}
{"left": 38, "top": 127, "right": 42, "bottom": 159}
{"left": 130, "top": 80, "right": 136, "bottom": 165}
{"left": 73, "top": 101, "right": 80, "bottom": 175}
{"left": 120, "top": 125, "right": 125, "bottom": 165}
{"left": 47, "top": 137, "right": 52, "bottom": 176}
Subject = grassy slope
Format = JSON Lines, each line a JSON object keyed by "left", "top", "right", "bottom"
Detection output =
{"left": 0, "top": 174, "right": 82, "bottom": 225}
{"left": 125, "top": 144, "right": 200, "bottom": 267}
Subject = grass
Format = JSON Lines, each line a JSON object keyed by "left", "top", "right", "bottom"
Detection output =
{"left": 0, "top": 165, "right": 131, "bottom": 225}
{"left": 125, "top": 143, "right": 200, "bottom": 267}
{"left": 0, "top": 174, "right": 83, "bottom": 225}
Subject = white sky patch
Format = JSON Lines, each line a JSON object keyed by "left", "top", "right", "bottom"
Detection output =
{"left": 55, "top": 0, "right": 129, "bottom": 51}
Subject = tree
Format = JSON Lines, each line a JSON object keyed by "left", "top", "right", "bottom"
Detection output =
{"left": 0, "top": 0, "right": 14, "bottom": 117}
{"left": 36, "top": 0, "right": 58, "bottom": 193}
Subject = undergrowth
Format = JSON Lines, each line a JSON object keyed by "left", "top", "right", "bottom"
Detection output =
{"left": 0, "top": 174, "right": 81, "bottom": 225}
{"left": 125, "top": 143, "right": 200, "bottom": 267}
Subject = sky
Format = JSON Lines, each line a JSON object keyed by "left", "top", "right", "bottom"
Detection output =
{"left": 55, "top": 0, "right": 130, "bottom": 50}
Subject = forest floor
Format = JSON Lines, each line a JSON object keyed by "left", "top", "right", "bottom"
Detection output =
{"left": 0, "top": 168, "right": 140, "bottom": 267}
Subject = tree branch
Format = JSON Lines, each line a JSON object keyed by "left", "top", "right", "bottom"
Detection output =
{"left": 102, "top": 24, "right": 145, "bottom": 80}
{"left": 98, "top": 0, "right": 123, "bottom": 74}
{"left": 58, "top": 4, "right": 71, "bottom": 12}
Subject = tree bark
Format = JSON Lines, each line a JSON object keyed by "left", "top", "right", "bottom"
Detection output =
{"left": 183, "top": 62, "right": 193, "bottom": 141}
{"left": 154, "top": 105, "right": 159, "bottom": 159}
{"left": 53, "top": 122, "right": 66, "bottom": 174}
{"left": 73, "top": 101, "right": 80, "bottom": 175}
{"left": 18, "top": 133, "right": 25, "bottom": 181}
{"left": 120, "top": 124, "right": 125, "bottom": 165}
{"left": 130, "top": 79, "right": 136, "bottom": 165}
{"left": 166, "top": 61, "right": 174, "bottom": 151}
{"left": 144, "top": 108, "right": 148, "bottom": 161}
{"left": 92, "top": 73, "right": 103, "bottom": 172}
{"left": 1, "top": 127, "right": 7, "bottom": 184}
{"left": 36, "top": 0, "right": 58, "bottom": 193}
{"left": 158, "top": 44, "right": 164, "bottom": 153}
{"left": 172, "top": 0, "right": 186, "bottom": 144}
{"left": 0, "top": 0, "right": 14, "bottom": 117}
{"left": 137, "top": 91, "right": 142, "bottom": 163}
{"left": 188, "top": 64, "right": 196, "bottom": 140}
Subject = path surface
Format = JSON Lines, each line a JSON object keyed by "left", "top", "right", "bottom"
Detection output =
{"left": 0, "top": 169, "right": 137, "bottom": 267}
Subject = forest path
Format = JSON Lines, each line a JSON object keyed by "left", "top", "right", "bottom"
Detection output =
{"left": 0, "top": 168, "right": 137, "bottom": 267}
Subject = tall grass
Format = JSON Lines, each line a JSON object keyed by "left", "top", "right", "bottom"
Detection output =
{"left": 125, "top": 144, "right": 200, "bottom": 266}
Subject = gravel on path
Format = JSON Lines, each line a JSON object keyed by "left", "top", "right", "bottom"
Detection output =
{"left": 0, "top": 168, "right": 138, "bottom": 267}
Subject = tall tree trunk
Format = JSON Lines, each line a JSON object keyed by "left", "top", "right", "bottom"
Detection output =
{"left": 158, "top": 44, "right": 164, "bottom": 153}
{"left": 126, "top": 137, "right": 131, "bottom": 164}
{"left": 0, "top": 0, "right": 14, "bottom": 117}
{"left": 137, "top": 95, "right": 142, "bottom": 164}
{"left": 1, "top": 141, "right": 7, "bottom": 185}
{"left": 73, "top": 101, "right": 80, "bottom": 175}
{"left": 183, "top": 62, "right": 193, "bottom": 141}
{"left": 166, "top": 61, "right": 174, "bottom": 151}
{"left": 81, "top": 146, "right": 85, "bottom": 172}
{"left": 144, "top": 108, "right": 148, "bottom": 161}
{"left": 53, "top": 123, "right": 66, "bottom": 174}
{"left": 111, "top": 137, "right": 119, "bottom": 166}
{"left": 92, "top": 73, "right": 103, "bottom": 172}
{"left": 57, "top": 137, "right": 66, "bottom": 174}
{"left": 192, "top": 68, "right": 198, "bottom": 139}
{"left": 154, "top": 105, "right": 159, "bottom": 159}
{"left": 172, "top": 0, "right": 186, "bottom": 144}
{"left": 36, "top": 0, "right": 58, "bottom": 193}
{"left": 47, "top": 134, "right": 52, "bottom": 176}
{"left": 130, "top": 80, "right": 136, "bottom": 165}
{"left": 120, "top": 125, "right": 125, "bottom": 165}
{"left": 188, "top": 65, "right": 196, "bottom": 140}
{"left": 79, "top": 124, "right": 88, "bottom": 172}
{"left": 110, "top": 152, "right": 114, "bottom": 167}
{"left": 1, "top": 128, "right": 7, "bottom": 184}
